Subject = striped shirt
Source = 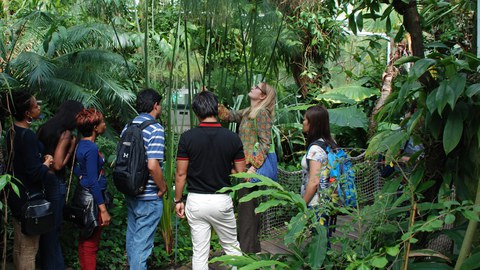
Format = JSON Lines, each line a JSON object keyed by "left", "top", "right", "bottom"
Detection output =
{"left": 121, "top": 113, "right": 165, "bottom": 200}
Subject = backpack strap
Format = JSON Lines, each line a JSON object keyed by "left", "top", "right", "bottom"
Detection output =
{"left": 135, "top": 119, "right": 157, "bottom": 130}
{"left": 306, "top": 139, "right": 329, "bottom": 170}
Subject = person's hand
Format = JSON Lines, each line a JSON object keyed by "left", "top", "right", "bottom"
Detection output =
{"left": 43, "top": 155, "right": 53, "bottom": 168}
{"left": 244, "top": 166, "right": 256, "bottom": 182}
{"left": 99, "top": 208, "right": 111, "bottom": 226}
{"left": 175, "top": 202, "right": 185, "bottom": 218}
{"left": 157, "top": 186, "right": 167, "bottom": 197}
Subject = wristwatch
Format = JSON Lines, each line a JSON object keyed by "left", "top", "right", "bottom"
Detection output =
{"left": 174, "top": 198, "right": 183, "bottom": 204}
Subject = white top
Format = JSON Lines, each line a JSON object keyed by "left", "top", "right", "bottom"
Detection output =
{"left": 301, "top": 139, "right": 329, "bottom": 207}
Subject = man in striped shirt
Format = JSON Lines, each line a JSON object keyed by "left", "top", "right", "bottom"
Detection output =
{"left": 123, "top": 88, "right": 167, "bottom": 270}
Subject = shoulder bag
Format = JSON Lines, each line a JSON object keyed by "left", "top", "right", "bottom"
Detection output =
{"left": 251, "top": 119, "right": 278, "bottom": 183}
{"left": 21, "top": 191, "right": 54, "bottom": 236}
{"left": 63, "top": 145, "right": 99, "bottom": 239}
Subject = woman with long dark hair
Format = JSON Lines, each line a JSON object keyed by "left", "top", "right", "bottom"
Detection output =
{"left": 37, "top": 100, "right": 84, "bottom": 269}
{"left": 74, "top": 108, "right": 110, "bottom": 270}
{"left": 301, "top": 105, "right": 337, "bottom": 207}
{"left": 5, "top": 90, "right": 54, "bottom": 269}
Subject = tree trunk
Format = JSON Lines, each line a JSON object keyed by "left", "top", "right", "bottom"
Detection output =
{"left": 290, "top": 56, "right": 309, "bottom": 97}
{"left": 368, "top": 41, "right": 407, "bottom": 137}
{"left": 392, "top": 0, "right": 435, "bottom": 89}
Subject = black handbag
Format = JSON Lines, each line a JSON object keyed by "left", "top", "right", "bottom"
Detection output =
{"left": 64, "top": 185, "right": 99, "bottom": 239}
{"left": 63, "top": 200, "right": 87, "bottom": 227}
{"left": 63, "top": 145, "right": 100, "bottom": 239}
{"left": 21, "top": 192, "right": 54, "bottom": 236}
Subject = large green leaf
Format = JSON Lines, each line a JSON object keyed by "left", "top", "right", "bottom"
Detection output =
{"left": 448, "top": 73, "right": 466, "bottom": 102}
{"left": 371, "top": 256, "right": 388, "bottom": 268}
{"left": 239, "top": 260, "right": 290, "bottom": 270}
{"left": 287, "top": 104, "right": 315, "bottom": 111}
{"left": 409, "top": 58, "right": 436, "bottom": 81}
{"left": 315, "top": 93, "right": 355, "bottom": 104}
{"left": 426, "top": 88, "right": 438, "bottom": 113}
{"left": 443, "top": 109, "right": 463, "bottom": 155}
{"left": 407, "top": 262, "right": 452, "bottom": 270}
{"left": 210, "top": 255, "right": 255, "bottom": 266}
{"left": 307, "top": 224, "right": 328, "bottom": 268}
{"left": 366, "top": 129, "right": 408, "bottom": 162}
{"left": 255, "top": 199, "right": 288, "bottom": 214}
{"left": 466, "top": 83, "right": 480, "bottom": 98}
{"left": 284, "top": 212, "right": 307, "bottom": 246}
{"left": 460, "top": 250, "right": 480, "bottom": 270}
{"left": 436, "top": 80, "right": 454, "bottom": 113}
{"left": 329, "top": 85, "right": 378, "bottom": 102}
{"left": 394, "top": 55, "right": 420, "bottom": 66}
{"left": 329, "top": 106, "right": 368, "bottom": 129}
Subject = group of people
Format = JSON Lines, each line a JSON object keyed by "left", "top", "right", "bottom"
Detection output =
{"left": 4, "top": 89, "right": 166, "bottom": 270}
{"left": 4, "top": 81, "right": 337, "bottom": 270}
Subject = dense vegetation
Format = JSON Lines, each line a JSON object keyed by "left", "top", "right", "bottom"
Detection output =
{"left": 1, "top": 0, "right": 479, "bottom": 269}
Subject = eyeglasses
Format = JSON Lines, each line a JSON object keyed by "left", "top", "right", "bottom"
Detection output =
{"left": 254, "top": 85, "right": 266, "bottom": 94}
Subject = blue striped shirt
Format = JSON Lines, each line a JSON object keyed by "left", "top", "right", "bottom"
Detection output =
{"left": 121, "top": 113, "right": 165, "bottom": 200}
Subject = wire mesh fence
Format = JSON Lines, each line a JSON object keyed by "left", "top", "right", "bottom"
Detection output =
{"left": 259, "top": 149, "right": 384, "bottom": 240}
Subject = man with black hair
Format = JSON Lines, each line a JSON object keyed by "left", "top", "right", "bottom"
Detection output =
{"left": 123, "top": 88, "right": 167, "bottom": 270}
{"left": 175, "top": 91, "right": 245, "bottom": 270}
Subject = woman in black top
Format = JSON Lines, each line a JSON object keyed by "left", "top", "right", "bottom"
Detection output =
{"left": 5, "top": 91, "right": 54, "bottom": 270}
{"left": 37, "top": 100, "right": 84, "bottom": 269}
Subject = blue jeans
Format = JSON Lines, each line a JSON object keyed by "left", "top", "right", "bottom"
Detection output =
{"left": 126, "top": 197, "right": 163, "bottom": 270}
{"left": 40, "top": 175, "right": 66, "bottom": 269}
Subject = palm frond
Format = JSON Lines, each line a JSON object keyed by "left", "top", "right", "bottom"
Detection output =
{"left": 56, "top": 49, "right": 133, "bottom": 81}
{"left": 40, "top": 77, "right": 93, "bottom": 105}
{"left": 98, "top": 77, "right": 136, "bottom": 110}
{"left": 0, "top": 73, "right": 20, "bottom": 90}
{"left": 10, "top": 52, "right": 56, "bottom": 87}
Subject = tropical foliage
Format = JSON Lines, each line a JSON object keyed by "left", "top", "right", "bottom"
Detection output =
{"left": 0, "top": 0, "right": 479, "bottom": 269}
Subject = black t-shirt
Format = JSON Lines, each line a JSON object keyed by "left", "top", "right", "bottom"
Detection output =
{"left": 176, "top": 122, "right": 245, "bottom": 194}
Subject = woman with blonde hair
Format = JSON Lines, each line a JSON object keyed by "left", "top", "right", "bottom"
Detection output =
{"left": 218, "top": 81, "right": 277, "bottom": 253}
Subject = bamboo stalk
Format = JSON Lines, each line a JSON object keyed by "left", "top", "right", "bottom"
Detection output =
{"left": 454, "top": 177, "right": 480, "bottom": 270}
{"left": 237, "top": 4, "right": 250, "bottom": 86}
{"left": 403, "top": 202, "right": 417, "bottom": 270}
{"left": 263, "top": 15, "right": 284, "bottom": 79}
{"left": 183, "top": 10, "right": 194, "bottom": 127}
{"left": 248, "top": 1, "right": 258, "bottom": 84}
{"left": 144, "top": 0, "right": 149, "bottom": 87}
{"left": 2, "top": 190, "right": 7, "bottom": 270}
{"left": 159, "top": 13, "right": 181, "bottom": 257}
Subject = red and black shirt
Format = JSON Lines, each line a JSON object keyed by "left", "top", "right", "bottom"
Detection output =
{"left": 176, "top": 122, "right": 245, "bottom": 194}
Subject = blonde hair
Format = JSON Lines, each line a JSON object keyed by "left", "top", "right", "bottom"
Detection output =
{"left": 245, "top": 82, "right": 276, "bottom": 119}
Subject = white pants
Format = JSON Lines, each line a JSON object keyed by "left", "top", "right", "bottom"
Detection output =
{"left": 186, "top": 193, "right": 242, "bottom": 270}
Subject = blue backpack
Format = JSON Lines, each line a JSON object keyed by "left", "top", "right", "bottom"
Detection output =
{"left": 309, "top": 140, "right": 357, "bottom": 208}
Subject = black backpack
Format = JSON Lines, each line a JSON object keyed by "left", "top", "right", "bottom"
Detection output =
{"left": 113, "top": 120, "right": 157, "bottom": 196}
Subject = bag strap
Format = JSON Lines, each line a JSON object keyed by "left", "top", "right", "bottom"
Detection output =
{"left": 65, "top": 144, "right": 78, "bottom": 202}
{"left": 306, "top": 139, "right": 328, "bottom": 170}
{"left": 135, "top": 119, "right": 157, "bottom": 130}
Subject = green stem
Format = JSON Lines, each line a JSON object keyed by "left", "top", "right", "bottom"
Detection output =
{"left": 263, "top": 15, "right": 284, "bottom": 80}
{"left": 248, "top": 2, "right": 258, "bottom": 84}
{"left": 158, "top": 11, "right": 181, "bottom": 256}
{"left": 183, "top": 13, "right": 194, "bottom": 128}
{"left": 143, "top": 0, "right": 149, "bottom": 87}
{"left": 454, "top": 177, "right": 480, "bottom": 270}
{"left": 237, "top": 4, "right": 250, "bottom": 86}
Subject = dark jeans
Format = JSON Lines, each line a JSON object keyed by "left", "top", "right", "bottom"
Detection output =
{"left": 237, "top": 186, "right": 261, "bottom": 253}
{"left": 40, "top": 175, "right": 66, "bottom": 270}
